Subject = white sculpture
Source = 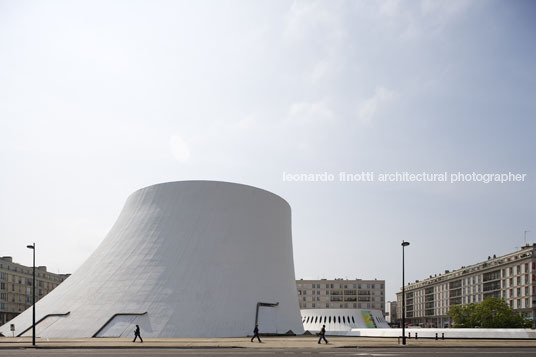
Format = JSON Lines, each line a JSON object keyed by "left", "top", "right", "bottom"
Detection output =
{"left": 0, "top": 181, "right": 304, "bottom": 338}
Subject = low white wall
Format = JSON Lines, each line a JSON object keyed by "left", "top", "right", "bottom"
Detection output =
{"left": 344, "top": 328, "right": 536, "bottom": 339}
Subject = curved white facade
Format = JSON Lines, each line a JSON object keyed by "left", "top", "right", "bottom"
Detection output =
{"left": 0, "top": 181, "right": 304, "bottom": 338}
{"left": 301, "top": 309, "right": 390, "bottom": 333}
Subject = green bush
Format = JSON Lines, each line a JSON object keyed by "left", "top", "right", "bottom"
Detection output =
{"left": 447, "top": 297, "right": 531, "bottom": 328}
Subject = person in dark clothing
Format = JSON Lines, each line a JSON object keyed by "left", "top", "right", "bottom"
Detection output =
{"left": 133, "top": 324, "right": 143, "bottom": 343}
{"left": 318, "top": 324, "right": 328, "bottom": 344}
{"left": 251, "top": 324, "right": 262, "bottom": 343}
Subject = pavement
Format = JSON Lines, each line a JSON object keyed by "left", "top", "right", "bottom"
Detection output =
{"left": 1, "top": 336, "right": 536, "bottom": 350}
{"left": 2, "top": 347, "right": 536, "bottom": 357}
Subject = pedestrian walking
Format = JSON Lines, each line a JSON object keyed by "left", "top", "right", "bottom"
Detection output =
{"left": 318, "top": 324, "right": 328, "bottom": 344}
{"left": 251, "top": 324, "right": 262, "bottom": 343}
{"left": 133, "top": 324, "right": 143, "bottom": 343}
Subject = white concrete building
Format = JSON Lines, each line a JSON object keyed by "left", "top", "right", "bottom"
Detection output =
{"left": 396, "top": 244, "right": 536, "bottom": 327}
{"left": 301, "top": 308, "right": 389, "bottom": 333}
{"left": 296, "top": 279, "right": 385, "bottom": 313}
{"left": 0, "top": 181, "right": 304, "bottom": 338}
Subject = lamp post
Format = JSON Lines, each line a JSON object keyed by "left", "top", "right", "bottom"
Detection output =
{"left": 401, "top": 241, "right": 410, "bottom": 345}
{"left": 26, "top": 243, "right": 35, "bottom": 347}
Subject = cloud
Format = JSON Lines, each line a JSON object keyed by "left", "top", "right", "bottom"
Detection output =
{"left": 169, "top": 134, "right": 191, "bottom": 163}
{"left": 287, "top": 100, "right": 333, "bottom": 126}
{"left": 357, "top": 86, "right": 395, "bottom": 123}
{"left": 284, "top": 0, "right": 346, "bottom": 44}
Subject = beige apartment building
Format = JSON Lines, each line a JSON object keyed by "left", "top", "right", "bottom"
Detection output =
{"left": 296, "top": 278, "right": 385, "bottom": 313}
{"left": 0, "top": 256, "right": 70, "bottom": 325}
{"left": 396, "top": 244, "right": 536, "bottom": 328}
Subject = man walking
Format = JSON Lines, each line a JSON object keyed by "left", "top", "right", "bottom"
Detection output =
{"left": 133, "top": 324, "right": 143, "bottom": 343}
{"left": 251, "top": 324, "right": 262, "bottom": 343}
{"left": 318, "top": 324, "right": 328, "bottom": 344}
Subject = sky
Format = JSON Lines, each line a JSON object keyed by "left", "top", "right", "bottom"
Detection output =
{"left": 0, "top": 0, "right": 535, "bottom": 302}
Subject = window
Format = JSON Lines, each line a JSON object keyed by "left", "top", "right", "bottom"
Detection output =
{"left": 517, "top": 266, "right": 521, "bottom": 274}
{"left": 314, "top": 316, "right": 318, "bottom": 323}
{"left": 352, "top": 316, "right": 355, "bottom": 323}
{"left": 338, "top": 316, "right": 341, "bottom": 323}
{"left": 343, "top": 316, "right": 346, "bottom": 323}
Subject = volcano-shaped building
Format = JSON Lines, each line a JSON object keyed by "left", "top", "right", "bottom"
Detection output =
{"left": 0, "top": 181, "right": 304, "bottom": 338}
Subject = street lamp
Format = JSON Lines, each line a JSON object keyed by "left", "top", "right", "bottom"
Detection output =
{"left": 26, "top": 243, "right": 35, "bottom": 347}
{"left": 401, "top": 240, "right": 410, "bottom": 345}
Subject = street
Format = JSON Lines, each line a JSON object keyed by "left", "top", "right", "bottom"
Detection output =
{"left": 1, "top": 348, "right": 536, "bottom": 357}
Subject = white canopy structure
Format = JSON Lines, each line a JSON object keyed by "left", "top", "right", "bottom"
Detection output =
{"left": 0, "top": 181, "right": 304, "bottom": 338}
{"left": 301, "top": 309, "right": 390, "bottom": 333}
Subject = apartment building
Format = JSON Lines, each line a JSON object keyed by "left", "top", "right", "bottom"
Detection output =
{"left": 385, "top": 301, "right": 398, "bottom": 325}
{"left": 396, "top": 244, "right": 536, "bottom": 327}
{"left": 0, "top": 256, "right": 70, "bottom": 325}
{"left": 296, "top": 278, "right": 385, "bottom": 313}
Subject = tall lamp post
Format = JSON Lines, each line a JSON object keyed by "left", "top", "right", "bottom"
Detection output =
{"left": 401, "top": 241, "right": 410, "bottom": 345}
{"left": 26, "top": 243, "right": 35, "bottom": 347}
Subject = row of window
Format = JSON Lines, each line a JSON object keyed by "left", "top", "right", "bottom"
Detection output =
{"left": 407, "top": 262, "right": 535, "bottom": 293}
{"left": 503, "top": 263, "right": 532, "bottom": 277}
{"left": 302, "top": 315, "right": 356, "bottom": 325}
{"left": 300, "top": 302, "right": 383, "bottom": 309}
{"left": 0, "top": 265, "right": 65, "bottom": 282}
{"left": 298, "top": 289, "right": 383, "bottom": 296}
{"left": 302, "top": 295, "right": 381, "bottom": 302}
{"left": 302, "top": 283, "right": 384, "bottom": 290}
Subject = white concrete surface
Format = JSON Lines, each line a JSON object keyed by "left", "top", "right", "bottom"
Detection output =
{"left": 346, "top": 327, "right": 536, "bottom": 339}
{"left": 0, "top": 181, "right": 304, "bottom": 338}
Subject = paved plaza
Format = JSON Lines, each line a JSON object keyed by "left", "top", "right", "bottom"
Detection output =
{"left": 2, "top": 347, "right": 536, "bottom": 357}
{"left": 2, "top": 336, "right": 536, "bottom": 351}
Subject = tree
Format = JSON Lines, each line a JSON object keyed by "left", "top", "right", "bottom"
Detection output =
{"left": 448, "top": 303, "right": 478, "bottom": 328}
{"left": 447, "top": 297, "right": 531, "bottom": 328}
